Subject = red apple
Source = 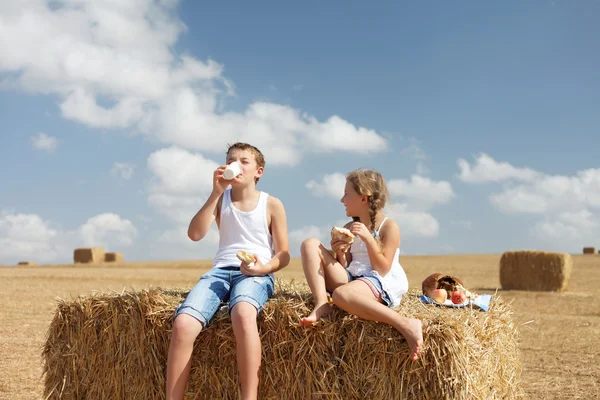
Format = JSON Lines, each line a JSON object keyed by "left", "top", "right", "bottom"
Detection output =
{"left": 432, "top": 288, "right": 447, "bottom": 303}
{"left": 451, "top": 290, "right": 466, "bottom": 304}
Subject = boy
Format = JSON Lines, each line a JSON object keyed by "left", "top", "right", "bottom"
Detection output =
{"left": 166, "top": 142, "right": 290, "bottom": 400}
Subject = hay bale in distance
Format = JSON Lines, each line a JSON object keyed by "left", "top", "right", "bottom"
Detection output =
{"left": 104, "top": 252, "right": 124, "bottom": 262}
{"left": 17, "top": 261, "right": 36, "bottom": 266}
{"left": 42, "top": 281, "right": 523, "bottom": 400}
{"left": 73, "top": 247, "right": 104, "bottom": 264}
{"left": 500, "top": 250, "right": 572, "bottom": 292}
{"left": 583, "top": 247, "right": 596, "bottom": 254}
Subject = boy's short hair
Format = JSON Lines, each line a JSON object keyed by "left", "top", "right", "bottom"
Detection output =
{"left": 226, "top": 142, "right": 266, "bottom": 183}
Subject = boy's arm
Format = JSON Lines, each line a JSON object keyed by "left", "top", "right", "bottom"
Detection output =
{"left": 263, "top": 196, "right": 290, "bottom": 273}
{"left": 188, "top": 165, "right": 229, "bottom": 241}
{"left": 188, "top": 191, "right": 223, "bottom": 241}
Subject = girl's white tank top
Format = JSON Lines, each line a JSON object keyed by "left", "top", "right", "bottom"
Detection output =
{"left": 346, "top": 217, "right": 409, "bottom": 307}
{"left": 212, "top": 188, "right": 274, "bottom": 269}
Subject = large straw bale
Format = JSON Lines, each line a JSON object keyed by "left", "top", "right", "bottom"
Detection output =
{"left": 17, "top": 261, "right": 36, "bottom": 266}
{"left": 500, "top": 250, "right": 572, "bottom": 292}
{"left": 42, "top": 281, "right": 523, "bottom": 400}
{"left": 73, "top": 247, "right": 104, "bottom": 264}
{"left": 104, "top": 252, "right": 124, "bottom": 262}
{"left": 583, "top": 247, "right": 596, "bottom": 254}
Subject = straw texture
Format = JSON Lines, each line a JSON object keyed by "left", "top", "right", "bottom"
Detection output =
{"left": 104, "top": 252, "right": 124, "bottom": 262}
{"left": 42, "top": 280, "right": 523, "bottom": 400}
{"left": 500, "top": 250, "right": 572, "bottom": 292}
{"left": 73, "top": 248, "right": 105, "bottom": 264}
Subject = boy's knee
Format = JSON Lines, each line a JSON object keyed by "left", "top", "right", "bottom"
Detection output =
{"left": 231, "top": 302, "right": 258, "bottom": 332}
{"left": 171, "top": 314, "right": 203, "bottom": 343}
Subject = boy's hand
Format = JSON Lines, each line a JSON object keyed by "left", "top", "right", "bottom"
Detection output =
{"left": 213, "top": 165, "right": 230, "bottom": 194}
{"left": 350, "top": 222, "right": 373, "bottom": 243}
{"left": 240, "top": 254, "right": 270, "bottom": 276}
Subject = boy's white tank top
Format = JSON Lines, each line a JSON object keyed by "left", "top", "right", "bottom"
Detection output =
{"left": 346, "top": 217, "right": 409, "bottom": 307}
{"left": 212, "top": 188, "right": 274, "bottom": 269}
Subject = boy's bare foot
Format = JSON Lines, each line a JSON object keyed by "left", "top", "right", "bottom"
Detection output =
{"left": 299, "top": 303, "right": 333, "bottom": 326}
{"left": 400, "top": 318, "right": 423, "bottom": 361}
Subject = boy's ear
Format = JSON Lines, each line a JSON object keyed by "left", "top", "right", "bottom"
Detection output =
{"left": 255, "top": 166, "right": 264, "bottom": 179}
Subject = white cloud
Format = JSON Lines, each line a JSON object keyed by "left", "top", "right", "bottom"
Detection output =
{"left": 147, "top": 146, "right": 218, "bottom": 195}
{"left": 0, "top": 211, "right": 62, "bottom": 263}
{"left": 490, "top": 168, "right": 600, "bottom": 214}
{"left": 30, "top": 132, "right": 57, "bottom": 153}
{"left": 150, "top": 225, "right": 219, "bottom": 260}
{"left": 148, "top": 193, "right": 205, "bottom": 224}
{"left": 111, "top": 162, "right": 135, "bottom": 180}
{"left": 78, "top": 213, "right": 137, "bottom": 248}
{"left": 457, "top": 153, "right": 600, "bottom": 251}
{"left": 0, "top": 210, "right": 137, "bottom": 264}
{"left": 384, "top": 203, "right": 440, "bottom": 238}
{"left": 457, "top": 153, "right": 540, "bottom": 183}
{"left": 305, "top": 173, "right": 346, "bottom": 200}
{"left": 1, "top": 1, "right": 388, "bottom": 166}
{"left": 288, "top": 225, "right": 329, "bottom": 256}
{"left": 533, "top": 210, "right": 598, "bottom": 241}
{"left": 387, "top": 175, "right": 454, "bottom": 208}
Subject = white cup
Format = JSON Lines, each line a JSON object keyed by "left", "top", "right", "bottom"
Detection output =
{"left": 223, "top": 161, "right": 242, "bottom": 180}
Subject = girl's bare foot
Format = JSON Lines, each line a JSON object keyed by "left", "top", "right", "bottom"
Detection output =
{"left": 299, "top": 303, "right": 334, "bottom": 326}
{"left": 399, "top": 318, "right": 423, "bottom": 361}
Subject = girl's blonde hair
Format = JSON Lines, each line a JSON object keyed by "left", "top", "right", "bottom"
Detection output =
{"left": 345, "top": 168, "right": 389, "bottom": 233}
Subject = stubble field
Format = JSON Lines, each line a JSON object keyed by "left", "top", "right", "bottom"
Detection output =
{"left": 1, "top": 254, "right": 599, "bottom": 399}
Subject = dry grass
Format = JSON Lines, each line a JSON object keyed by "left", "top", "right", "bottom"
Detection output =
{"left": 1, "top": 255, "right": 599, "bottom": 399}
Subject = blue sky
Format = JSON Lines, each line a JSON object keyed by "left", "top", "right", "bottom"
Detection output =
{"left": 1, "top": 0, "right": 599, "bottom": 265}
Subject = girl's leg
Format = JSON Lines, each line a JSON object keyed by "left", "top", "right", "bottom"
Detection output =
{"left": 299, "top": 238, "right": 349, "bottom": 326}
{"left": 230, "top": 302, "right": 261, "bottom": 400}
{"left": 332, "top": 281, "right": 423, "bottom": 361}
{"left": 166, "top": 315, "right": 204, "bottom": 400}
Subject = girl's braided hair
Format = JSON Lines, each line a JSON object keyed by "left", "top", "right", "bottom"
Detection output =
{"left": 346, "top": 169, "right": 389, "bottom": 251}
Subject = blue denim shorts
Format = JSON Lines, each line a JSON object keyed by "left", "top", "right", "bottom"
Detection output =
{"left": 329, "top": 270, "right": 392, "bottom": 307}
{"left": 174, "top": 266, "right": 275, "bottom": 327}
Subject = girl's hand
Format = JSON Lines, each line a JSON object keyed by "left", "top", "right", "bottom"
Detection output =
{"left": 212, "top": 166, "right": 229, "bottom": 195}
{"left": 350, "top": 222, "right": 373, "bottom": 243}
{"left": 330, "top": 238, "right": 350, "bottom": 254}
{"left": 240, "top": 254, "right": 270, "bottom": 276}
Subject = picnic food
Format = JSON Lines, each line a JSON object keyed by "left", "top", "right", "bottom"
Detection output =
{"left": 422, "top": 273, "right": 464, "bottom": 298}
{"left": 236, "top": 250, "right": 255, "bottom": 266}
{"left": 330, "top": 226, "right": 355, "bottom": 251}
{"left": 451, "top": 290, "right": 467, "bottom": 304}
{"left": 432, "top": 289, "right": 448, "bottom": 303}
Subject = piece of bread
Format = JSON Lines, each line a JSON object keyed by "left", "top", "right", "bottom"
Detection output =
{"left": 236, "top": 250, "right": 255, "bottom": 266}
{"left": 330, "top": 226, "right": 355, "bottom": 251}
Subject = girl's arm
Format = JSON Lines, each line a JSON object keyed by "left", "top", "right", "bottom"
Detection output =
{"left": 334, "top": 222, "right": 354, "bottom": 267}
{"left": 352, "top": 220, "right": 400, "bottom": 276}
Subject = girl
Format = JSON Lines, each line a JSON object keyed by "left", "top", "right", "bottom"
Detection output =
{"left": 299, "top": 169, "right": 423, "bottom": 361}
